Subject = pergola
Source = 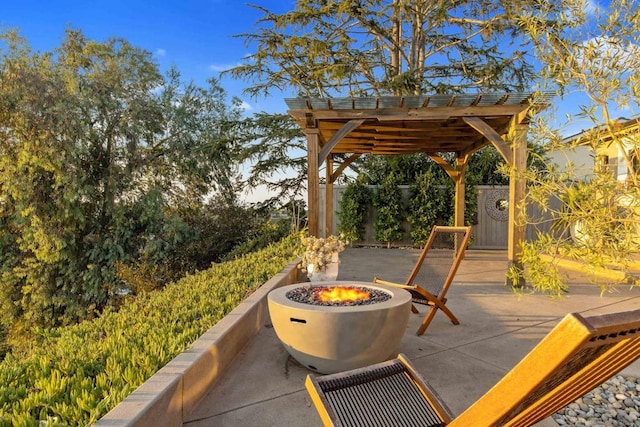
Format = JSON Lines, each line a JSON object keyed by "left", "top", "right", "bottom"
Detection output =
{"left": 285, "top": 92, "right": 553, "bottom": 285}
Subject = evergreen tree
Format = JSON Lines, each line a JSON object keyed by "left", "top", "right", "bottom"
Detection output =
{"left": 408, "top": 171, "right": 451, "bottom": 245}
{"left": 229, "top": 0, "right": 568, "bottom": 97}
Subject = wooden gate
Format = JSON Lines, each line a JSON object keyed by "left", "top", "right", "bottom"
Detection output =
{"left": 473, "top": 185, "right": 558, "bottom": 249}
{"left": 473, "top": 186, "right": 510, "bottom": 249}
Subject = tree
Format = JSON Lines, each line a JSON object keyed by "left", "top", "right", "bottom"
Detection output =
{"left": 509, "top": 0, "right": 640, "bottom": 294}
{"left": 239, "top": 112, "right": 307, "bottom": 209}
{"left": 0, "top": 29, "right": 244, "bottom": 343}
{"left": 229, "top": 0, "right": 568, "bottom": 97}
{"left": 226, "top": 0, "right": 570, "bottom": 209}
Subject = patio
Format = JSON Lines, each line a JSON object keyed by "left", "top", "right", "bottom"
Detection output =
{"left": 182, "top": 247, "right": 640, "bottom": 426}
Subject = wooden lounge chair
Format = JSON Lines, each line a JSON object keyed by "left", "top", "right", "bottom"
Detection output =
{"left": 306, "top": 308, "right": 640, "bottom": 427}
{"left": 374, "top": 225, "right": 472, "bottom": 336}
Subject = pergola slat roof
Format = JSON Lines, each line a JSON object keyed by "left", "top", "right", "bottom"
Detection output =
{"left": 286, "top": 92, "right": 552, "bottom": 156}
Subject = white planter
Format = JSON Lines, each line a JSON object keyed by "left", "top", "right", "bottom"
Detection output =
{"left": 307, "top": 253, "right": 339, "bottom": 281}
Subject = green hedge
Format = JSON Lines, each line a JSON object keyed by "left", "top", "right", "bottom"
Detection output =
{"left": 0, "top": 234, "right": 303, "bottom": 426}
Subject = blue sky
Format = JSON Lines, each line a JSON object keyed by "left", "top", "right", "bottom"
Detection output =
{"left": 2, "top": 0, "right": 636, "bottom": 201}
{"left": 2, "top": 0, "right": 629, "bottom": 130}
{"left": 4, "top": 0, "right": 632, "bottom": 119}
{"left": 1, "top": 0, "right": 297, "bottom": 202}
{"left": 0, "top": 0, "right": 293, "bottom": 114}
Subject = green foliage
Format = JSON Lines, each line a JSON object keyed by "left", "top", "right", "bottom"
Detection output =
{"left": 337, "top": 181, "right": 372, "bottom": 242}
{"left": 0, "top": 234, "right": 303, "bottom": 425}
{"left": 358, "top": 152, "right": 498, "bottom": 245}
{"left": 513, "top": 162, "right": 640, "bottom": 294}
{"left": 221, "top": 218, "right": 292, "bottom": 261}
{"left": 173, "top": 198, "right": 266, "bottom": 268}
{"left": 509, "top": 0, "right": 640, "bottom": 295}
{"left": 238, "top": 113, "right": 307, "bottom": 210}
{"left": 114, "top": 197, "right": 265, "bottom": 294}
{"left": 465, "top": 147, "right": 510, "bottom": 186}
{"left": 227, "top": 0, "right": 569, "bottom": 97}
{"left": 512, "top": 235, "right": 569, "bottom": 296}
{"left": 359, "top": 154, "right": 439, "bottom": 185}
{"left": 407, "top": 171, "right": 453, "bottom": 245}
{"left": 373, "top": 174, "right": 405, "bottom": 247}
{"left": 0, "top": 29, "right": 244, "bottom": 341}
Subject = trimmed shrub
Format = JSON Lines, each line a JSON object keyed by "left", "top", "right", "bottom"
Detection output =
{"left": 373, "top": 174, "right": 405, "bottom": 247}
{"left": 337, "top": 181, "right": 372, "bottom": 243}
{"left": 406, "top": 171, "right": 460, "bottom": 245}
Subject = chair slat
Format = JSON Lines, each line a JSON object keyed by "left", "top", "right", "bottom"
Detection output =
{"left": 373, "top": 225, "right": 472, "bottom": 335}
{"left": 450, "top": 309, "right": 640, "bottom": 427}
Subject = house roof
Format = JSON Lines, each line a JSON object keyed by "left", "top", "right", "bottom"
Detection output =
{"left": 285, "top": 92, "right": 554, "bottom": 156}
{"left": 564, "top": 116, "right": 640, "bottom": 146}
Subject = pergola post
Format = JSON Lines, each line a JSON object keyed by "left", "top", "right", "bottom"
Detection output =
{"left": 325, "top": 155, "right": 334, "bottom": 237}
{"left": 506, "top": 125, "right": 528, "bottom": 287}
{"left": 307, "top": 128, "right": 321, "bottom": 237}
{"left": 428, "top": 154, "right": 464, "bottom": 226}
{"left": 453, "top": 154, "right": 469, "bottom": 227}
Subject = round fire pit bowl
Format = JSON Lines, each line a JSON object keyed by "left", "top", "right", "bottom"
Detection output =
{"left": 268, "top": 281, "right": 411, "bottom": 374}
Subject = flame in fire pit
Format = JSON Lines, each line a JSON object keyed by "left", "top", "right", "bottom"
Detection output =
{"left": 317, "top": 286, "right": 370, "bottom": 303}
{"left": 285, "top": 285, "right": 391, "bottom": 306}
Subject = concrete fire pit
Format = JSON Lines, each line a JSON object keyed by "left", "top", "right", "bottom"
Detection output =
{"left": 268, "top": 281, "right": 411, "bottom": 374}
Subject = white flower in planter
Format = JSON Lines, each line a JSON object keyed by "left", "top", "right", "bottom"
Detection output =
{"left": 300, "top": 235, "right": 346, "bottom": 278}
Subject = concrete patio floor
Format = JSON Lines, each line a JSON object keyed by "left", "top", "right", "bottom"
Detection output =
{"left": 183, "top": 248, "right": 640, "bottom": 426}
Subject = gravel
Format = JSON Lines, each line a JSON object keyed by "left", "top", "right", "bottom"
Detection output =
{"left": 553, "top": 375, "right": 640, "bottom": 426}
{"left": 285, "top": 284, "right": 391, "bottom": 306}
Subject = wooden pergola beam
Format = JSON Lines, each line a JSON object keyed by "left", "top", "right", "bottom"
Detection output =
{"left": 463, "top": 114, "right": 532, "bottom": 287}
{"left": 289, "top": 104, "right": 532, "bottom": 121}
{"left": 428, "top": 154, "right": 470, "bottom": 228}
{"left": 454, "top": 154, "right": 470, "bottom": 227}
{"left": 325, "top": 155, "right": 334, "bottom": 237}
{"left": 428, "top": 154, "right": 457, "bottom": 179}
{"left": 463, "top": 117, "right": 513, "bottom": 165}
{"left": 306, "top": 127, "right": 321, "bottom": 237}
{"left": 506, "top": 122, "right": 529, "bottom": 288}
{"left": 318, "top": 119, "right": 365, "bottom": 166}
{"left": 331, "top": 154, "right": 361, "bottom": 183}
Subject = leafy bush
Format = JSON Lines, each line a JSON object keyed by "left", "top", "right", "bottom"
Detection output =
{"left": 373, "top": 174, "right": 405, "bottom": 247}
{"left": 407, "top": 171, "right": 452, "bottom": 245}
{"left": 221, "top": 218, "right": 291, "bottom": 261}
{"left": 116, "top": 198, "right": 268, "bottom": 294}
{"left": 337, "top": 181, "right": 372, "bottom": 243}
{"left": 0, "top": 234, "right": 303, "bottom": 426}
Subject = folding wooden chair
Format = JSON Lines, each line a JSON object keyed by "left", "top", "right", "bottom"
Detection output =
{"left": 374, "top": 225, "right": 472, "bottom": 336}
{"left": 306, "top": 308, "right": 640, "bottom": 427}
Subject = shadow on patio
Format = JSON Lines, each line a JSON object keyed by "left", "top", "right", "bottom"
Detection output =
{"left": 182, "top": 247, "right": 640, "bottom": 426}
